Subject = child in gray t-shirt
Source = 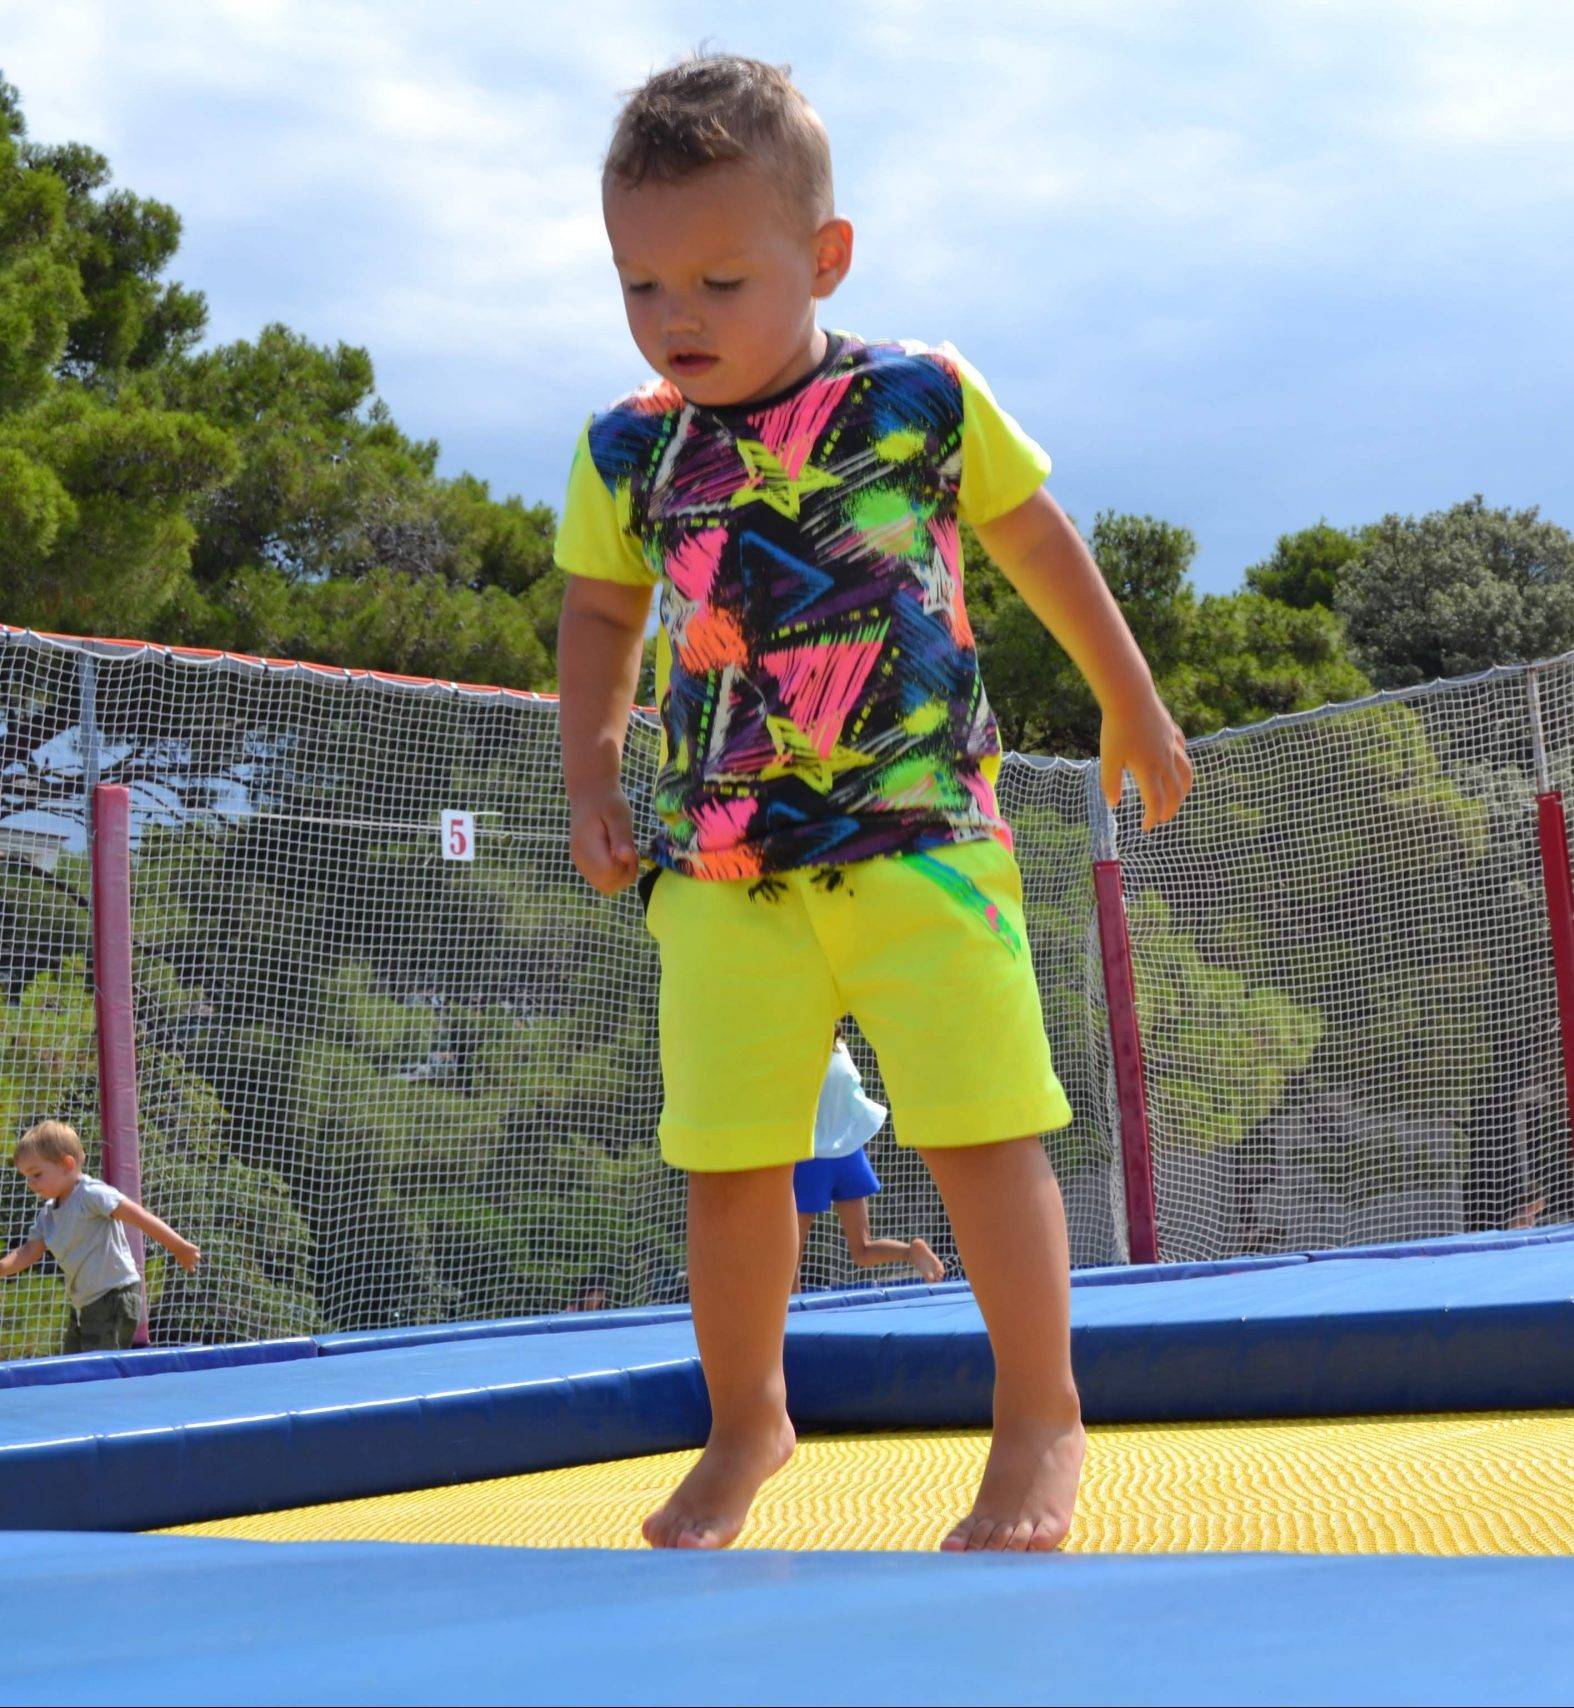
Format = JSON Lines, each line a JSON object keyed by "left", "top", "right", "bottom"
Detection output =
{"left": 1, "top": 1120, "right": 201, "bottom": 1354}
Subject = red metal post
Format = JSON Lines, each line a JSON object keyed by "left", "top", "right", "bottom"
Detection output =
{"left": 1093, "top": 858, "right": 1160, "bottom": 1263}
{"left": 91, "top": 783, "right": 148, "bottom": 1345}
{"left": 1535, "top": 790, "right": 1574, "bottom": 1165}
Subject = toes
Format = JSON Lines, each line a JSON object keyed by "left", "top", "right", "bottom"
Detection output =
{"left": 644, "top": 1505, "right": 694, "bottom": 1550}
{"left": 943, "top": 1515, "right": 1067, "bottom": 1554}
{"left": 674, "top": 1518, "right": 730, "bottom": 1551}
{"left": 965, "top": 1518, "right": 996, "bottom": 1552}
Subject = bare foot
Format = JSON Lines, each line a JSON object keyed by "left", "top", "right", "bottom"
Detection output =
{"left": 642, "top": 1413, "right": 796, "bottom": 1550}
{"left": 941, "top": 1413, "right": 1085, "bottom": 1553}
{"left": 909, "top": 1238, "right": 945, "bottom": 1283}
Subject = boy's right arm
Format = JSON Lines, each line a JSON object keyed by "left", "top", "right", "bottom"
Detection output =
{"left": 0, "top": 1239, "right": 45, "bottom": 1279}
{"left": 557, "top": 575, "right": 654, "bottom": 895}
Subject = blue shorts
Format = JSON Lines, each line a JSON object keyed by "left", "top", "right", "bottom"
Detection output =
{"left": 793, "top": 1148, "right": 881, "bottom": 1215}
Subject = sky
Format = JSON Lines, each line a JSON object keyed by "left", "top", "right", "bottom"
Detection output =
{"left": 2, "top": 0, "right": 1572, "bottom": 591}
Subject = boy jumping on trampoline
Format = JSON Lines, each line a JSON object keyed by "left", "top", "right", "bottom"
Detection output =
{"left": 795, "top": 1029, "right": 944, "bottom": 1289}
{"left": 1, "top": 1121, "right": 200, "bottom": 1352}
{"left": 555, "top": 53, "right": 1191, "bottom": 1552}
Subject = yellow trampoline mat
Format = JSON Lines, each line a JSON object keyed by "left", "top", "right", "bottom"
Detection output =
{"left": 166, "top": 1411, "right": 1574, "bottom": 1556}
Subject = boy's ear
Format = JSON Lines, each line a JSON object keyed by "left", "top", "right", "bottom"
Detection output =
{"left": 810, "top": 217, "right": 854, "bottom": 300}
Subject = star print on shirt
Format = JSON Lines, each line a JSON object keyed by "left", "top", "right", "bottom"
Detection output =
{"left": 729, "top": 439, "right": 841, "bottom": 520}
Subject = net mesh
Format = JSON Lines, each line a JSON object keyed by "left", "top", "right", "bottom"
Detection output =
{"left": 2, "top": 627, "right": 1570, "bottom": 1349}
{"left": 1119, "top": 668, "right": 1571, "bottom": 1259}
{"left": 0, "top": 644, "right": 98, "bottom": 1355}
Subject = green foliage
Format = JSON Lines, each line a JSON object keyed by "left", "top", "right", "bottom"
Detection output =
{"left": 966, "top": 512, "right": 1192, "bottom": 755}
{"left": 1245, "top": 521, "right": 1375, "bottom": 611}
{"left": 0, "top": 82, "right": 237, "bottom": 634}
{"left": 200, "top": 564, "right": 557, "bottom": 688}
{"left": 0, "top": 79, "right": 563, "bottom": 692}
{"left": 136, "top": 1043, "right": 320, "bottom": 1343}
{"left": 1162, "top": 593, "right": 1370, "bottom": 732}
{"left": 0, "top": 87, "right": 83, "bottom": 413}
{"left": 0, "top": 1270, "right": 69, "bottom": 1361}
{"left": 1142, "top": 699, "right": 1493, "bottom": 1117}
{"left": 0, "top": 945, "right": 100, "bottom": 1357}
{"left": 20, "top": 136, "right": 207, "bottom": 379}
{"left": 1336, "top": 496, "right": 1574, "bottom": 687}
{"left": 966, "top": 514, "right": 1372, "bottom": 756}
{"left": 0, "top": 950, "right": 97, "bottom": 1147}
{"left": 2, "top": 381, "right": 237, "bottom": 634}
{"left": 1129, "top": 892, "right": 1323, "bottom": 1153}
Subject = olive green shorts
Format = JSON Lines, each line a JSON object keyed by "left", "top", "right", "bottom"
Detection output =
{"left": 643, "top": 836, "right": 1073, "bottom": 1171}
{"left": 63, "top": 1281, "right": 143, "bottom": 1355}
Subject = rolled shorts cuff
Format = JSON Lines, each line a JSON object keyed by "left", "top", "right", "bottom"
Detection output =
{"left": 892, "top": 1087, "right": 1074, "bottom": 1151}
{"left": 659, "top": 1118, "right": 813, "bottom": 1173}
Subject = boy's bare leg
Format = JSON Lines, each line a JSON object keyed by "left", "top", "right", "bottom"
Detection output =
{"left": 833, "top": 1199, "right": 945, "bottom": 1280}
{"left": 642, "top": 1164, "right": 799, "bottom": 1550}
{"left": 920, "top": 1137, "right": 1084, "bottom": 1553}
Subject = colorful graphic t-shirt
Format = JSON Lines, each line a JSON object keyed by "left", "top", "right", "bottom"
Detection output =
{"left": 554, "top": 334, "right": 1051, "bottom": 880}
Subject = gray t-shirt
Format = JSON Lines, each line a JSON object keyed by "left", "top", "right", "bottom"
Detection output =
{"left": 29, "top": 1174, "right": 140, "bottom": 1310}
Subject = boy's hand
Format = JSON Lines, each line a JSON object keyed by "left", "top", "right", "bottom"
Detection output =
{"left": 570, "top": 788, "right": 640, "bottom": 894}
{"left": 1101, "top": 692, "right": 1193, "bottom": 831}
{"left": 172, "top": 1240, "right": 201, "bottom": 1274}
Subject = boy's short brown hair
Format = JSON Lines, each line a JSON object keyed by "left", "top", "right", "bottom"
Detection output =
{"left": 604, "top": 53, "right": 833, "bottom": 226}
{"left": 14, "top": 1120, "right": 85, "bottom": 1167}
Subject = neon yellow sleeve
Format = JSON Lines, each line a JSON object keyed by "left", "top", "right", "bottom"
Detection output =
{"left": 552, "top": 419, "right": 657, "bottom": 586}
{"left": 949, "top": 349, "right": 1053, "bottom": 528}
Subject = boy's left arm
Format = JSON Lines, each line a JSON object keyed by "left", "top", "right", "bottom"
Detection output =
{"left": 112, "top": 1200, "right": 201, "bottom": 1273}
{"left": 975, "top": 488, "right": 1193, "bottom": 830}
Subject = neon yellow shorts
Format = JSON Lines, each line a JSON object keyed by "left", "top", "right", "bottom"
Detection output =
{"left": 643, "top": 836, "right": 1074, "bottom": 1171}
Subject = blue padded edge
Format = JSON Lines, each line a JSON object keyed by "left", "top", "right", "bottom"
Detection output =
{"left": 0, "top": 1266, "right": 1272, "bottom": 1392}
{"left": 0, "top": 1258, "right": 1337, "bottom": 1389}
{"left": 316, "top": 1278, "right": 969, "bottom": 1357}
{"left": 785, "top": 1244, "right": 1574, "bottom": 1429}
{"left": 0, "top": 1283, "right": 964, "bottom": 1391}
{"left": 787, "top": 1302, "right": 1574, "bottom": 1429}
{"left": 1304, "top": 1225, "right": 1574, "bottom": 1261}
{"left": 7, "top": 1536, "right": 1573, "bottom": 1707}
{"left": 0, "top": 1337, "right": 318, "bottom": 1390}
{"left": 0, "top": 1335, "right": 711, "bottom": 1532}
{"left": 1070, "top": 1254, "right": 1308, "bottom": 1286}
{"left": 0, "top": 1227, "right": 1563, "bottom": 1390}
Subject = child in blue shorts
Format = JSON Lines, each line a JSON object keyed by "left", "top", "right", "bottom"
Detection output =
{"left": 795, "top": 1031, "right": 943, "bottom": 1287}
{"left": 555, "top": 54, "right": 1192, "bottom": 1552}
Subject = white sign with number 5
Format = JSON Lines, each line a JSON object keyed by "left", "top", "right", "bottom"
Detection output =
{"left": 441, "top": 810, "right": 476, "bottom": 862}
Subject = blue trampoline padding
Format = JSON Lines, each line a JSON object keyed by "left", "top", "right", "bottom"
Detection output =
{"left": 0, "top": 1319, "right": 709, "bottom": 1532}
{"left": 315, "top": 1278, "right": 969, "bottom": 1359}
{"left": 0, "top": 1281, "right": 965, "bottom": 1393}
{"left": 0, "top": 1336, "right": 319, "bottom": 1391}
{"left": 4, "top": 1230, "right": 1559, "bottom": 1392}
{"left": 3, "top": 1532, "right": 1569, "bottom": 1708}
{"left": 1304, "top": 1225, "right": 1574, "bottom": 1261}
{"left": 787, "top": 1242, "right": 1574, "bottom": 1428}
{"left": 0, "top": 1240, "right": 1569, "bottom": 1532}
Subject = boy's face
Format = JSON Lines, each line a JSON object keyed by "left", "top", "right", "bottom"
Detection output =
{"left": 604, "top": 159, "right": 852, "bottom": 408}
{"left": 16, "top": 1153, "right": 80, "bottom": 1200}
